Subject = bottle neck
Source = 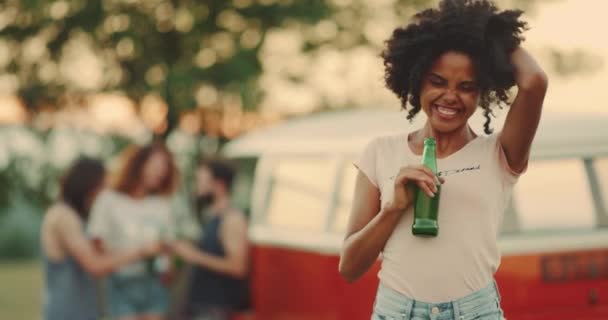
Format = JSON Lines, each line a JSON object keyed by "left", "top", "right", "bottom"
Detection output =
{"left": 421, "top": 145, "right": 438, "bottom": 174}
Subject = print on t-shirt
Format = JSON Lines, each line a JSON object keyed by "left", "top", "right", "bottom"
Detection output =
{"left": 438, "top": 164, "right": 481, "bottom": 177}
{"left": 388, "top": 164, "right": 481, "bottom": 181}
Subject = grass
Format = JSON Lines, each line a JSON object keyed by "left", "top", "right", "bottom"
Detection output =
{"left": 0, "top": 260, "right": 42, "bottom": 320}
{"left": 0, "top": 259, "right": 192, "bottom": 320}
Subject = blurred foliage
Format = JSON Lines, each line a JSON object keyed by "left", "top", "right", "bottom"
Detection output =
{"left": 0, "top": 0, "right": 596, "bottom": 132}
{"left": 0, "top": 197, "right": 41, "bottom": 259}
{"left": 0, "top": 0, "right": 334, "bottom": 131}
{"left": 0, "top": 125, "right": 123, "bottom": 258}
{"left": 0, "top": 125, "right": 133, "bottom": 213}
{"left": 0, "top": 123, "right": 223, "bottom": 258}
{"left": 0, "top": 0, "right": 455, "bottom": 130}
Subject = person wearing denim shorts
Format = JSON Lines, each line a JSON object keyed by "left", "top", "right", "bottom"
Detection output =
{"left": 338, "top": 1, "right": 548, "bottom": 319}
{"left": 88, "top": 143, "right": 180, "bottom": 320}
{"left": 106, "top": 273, "right": 169, "bottom": 317}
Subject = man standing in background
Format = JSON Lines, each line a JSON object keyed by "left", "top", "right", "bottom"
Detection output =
{"left": 172, "top": 158, "right": 249, "bottom": 320}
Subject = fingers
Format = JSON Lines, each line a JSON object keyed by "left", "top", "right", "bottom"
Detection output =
{"left": 395, "top": 166, "right": 440, "bottom": 197}
{"left": 415, "top": 180, "right": 436, "bottom": 198}
{"left": 395, "top": 168, "right": 434, "bottom": 186}
{"left": 410, "top": 172, "right": 436, "bottom": 197}
{"left": 416, "top": 165, "right": 443, "bottom": 186}
{"left": 396, "top": 166, "right": 437, "bottom": 186}
{"left": 417, "top": 165, "right": 435, "bottom": 178}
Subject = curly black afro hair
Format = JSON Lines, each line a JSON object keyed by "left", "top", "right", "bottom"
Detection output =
{"left": 381, "top": 0, "right": 527, "bottom": 134}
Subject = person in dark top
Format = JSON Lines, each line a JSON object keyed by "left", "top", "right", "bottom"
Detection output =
{"left": 171, "top": 157, "right": 249, "bottom": 320}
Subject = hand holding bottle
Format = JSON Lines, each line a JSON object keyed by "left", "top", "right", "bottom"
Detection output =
{"left": 170, "top": 240, "right": 198, "bottom": 264}
{"left": 385, "top": 165, "right": 443, "bottom": 214}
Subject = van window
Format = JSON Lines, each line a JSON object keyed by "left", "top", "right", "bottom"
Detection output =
{"left": 333, "top": 163, "right": 358, "bottom": 233}
{"left": 595, "top": 157, "right": 608, "bottom": 212}
{"left": 513, "top": 158, "right": 596, "bottom": 232}
{"left": 265, "top": 158, "right": 336, "bottom": 231}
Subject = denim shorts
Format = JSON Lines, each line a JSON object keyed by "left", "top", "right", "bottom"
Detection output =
{"left": 372, "top": 281, "right": 504, "bottom": 320}
{"left": 106, "top": 274, "right": 169, "bottom": 317}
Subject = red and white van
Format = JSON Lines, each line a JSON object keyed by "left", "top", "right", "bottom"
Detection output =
{"left": 224, "top": 109, "right": 608, "bottom": 320}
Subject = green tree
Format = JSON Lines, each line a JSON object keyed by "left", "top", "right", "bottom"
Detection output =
{"left": 0, "top": 0, "right": 332, "bottom": 132}
{"left": 1, "top": 0, "right": 596, "bottom": 133}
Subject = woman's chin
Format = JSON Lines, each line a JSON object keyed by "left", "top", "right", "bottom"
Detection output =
{"left": 428, "top": 117, "right": 464, "bottom": 134}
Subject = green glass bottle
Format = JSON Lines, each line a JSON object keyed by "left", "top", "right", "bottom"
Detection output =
{"left": 412, "top": 138, "right": 441, "bottom": 237}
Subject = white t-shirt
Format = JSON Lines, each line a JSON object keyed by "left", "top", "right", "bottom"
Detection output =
{"left": 87, "top": 189, "right": 174, "bottom": 276}
{"left": 355, "top": 132, "right": 523, "bottom": 303}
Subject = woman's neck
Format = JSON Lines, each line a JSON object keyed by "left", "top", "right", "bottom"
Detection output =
{"left": 410, "top": 123, "right": 477, "bottom": 157}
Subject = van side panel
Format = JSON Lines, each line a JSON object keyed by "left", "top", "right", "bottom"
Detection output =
{"left": 245, "top": 244, "right": 608, "bottom": 320}
{"left": 247, "top": 244, "right": 379, "bottom": 320}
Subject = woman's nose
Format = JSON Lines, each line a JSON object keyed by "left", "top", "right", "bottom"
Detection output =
{"left": 440, "top": 89, "right": 458, "bottom": 104}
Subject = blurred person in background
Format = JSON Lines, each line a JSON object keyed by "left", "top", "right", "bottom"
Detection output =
{"left": 339, "top": 0, "right": 548, "bottom": 319}
{"left": 171, "top": 157, "right": 249, "bottom": 320}
{"left": 88, "top": 142, "right": 180, "bottom": 320}
{"left": 41, "top": 157, "right": 163, "bottom": 320}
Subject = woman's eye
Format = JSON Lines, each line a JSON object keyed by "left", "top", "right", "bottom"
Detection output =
{"left": 430, "top": 78, "right": 443, "bottom": 86}
{"left": 460, "top": 83, "right": 477, "bottom": 91}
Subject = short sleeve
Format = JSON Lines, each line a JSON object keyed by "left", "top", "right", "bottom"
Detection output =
{"left": 86, "top": 191, "right": 112, "bottom": 240}
{"left": 354, "top": 138, "right": 380, "bottom": 187}
{"left": 491, "top": 133, "right": 528, "bottom": 185}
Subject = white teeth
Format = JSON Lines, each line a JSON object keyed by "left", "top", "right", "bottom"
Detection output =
{"left": 437, "top": 106, "right": 457, "bottom": 116}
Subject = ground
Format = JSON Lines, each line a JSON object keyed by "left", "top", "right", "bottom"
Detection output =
{"left": 0, "top": 260, "right": 42, "bottom": 320}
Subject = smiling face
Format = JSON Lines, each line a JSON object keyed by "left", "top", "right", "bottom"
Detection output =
{"left": 141, "top": 150, "right": 170, "bottom": 193}
{"left": 419, "top": 51, "right": 481, "bottom": 134}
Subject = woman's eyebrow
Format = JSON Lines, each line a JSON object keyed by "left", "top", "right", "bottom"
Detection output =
{"left": 429, "top": 73, "right": 445, "bottom": 81}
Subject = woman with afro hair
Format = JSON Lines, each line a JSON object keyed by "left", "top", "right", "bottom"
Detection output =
{"left": 339, "top": 0, "right": 548, "bottom": 319}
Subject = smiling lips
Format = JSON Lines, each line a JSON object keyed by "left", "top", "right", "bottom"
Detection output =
{"left": 434, "top": 104, "right": 460, "bottom": 119}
